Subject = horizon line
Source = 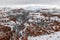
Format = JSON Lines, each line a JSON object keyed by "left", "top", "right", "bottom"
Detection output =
{"left": 0, "top": 4, "right": 59, "bottom": 9}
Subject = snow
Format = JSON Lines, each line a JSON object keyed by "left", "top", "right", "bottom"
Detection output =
{"left": 28, "top": 31, "right": 60, "bottom": 40}
{"left": 24, "top": 23, "right": 29, "bottom": 27}
{"left": 52, "top": 13, "right": 60, "bottom": 15}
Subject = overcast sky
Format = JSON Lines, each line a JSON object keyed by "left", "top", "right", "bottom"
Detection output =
{"left": 0, "top": 0, "right": 60, "bottom": 6}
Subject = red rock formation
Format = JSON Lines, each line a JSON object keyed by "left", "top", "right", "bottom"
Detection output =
{"left": 0, "top": 25, "right": 11, "bottom": 32}
{"left": 11, "top": 31, "right": 19, "bottom": 40}
{"left": 0, "top": 31, "right": 11, "bottom": 40}
{"left": 22, "top": 34, "right": 28, "bottom": 40}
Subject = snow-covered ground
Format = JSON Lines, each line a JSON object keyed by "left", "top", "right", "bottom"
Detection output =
{"left": 28, "top": 31, "right": 60, "bottom": 40}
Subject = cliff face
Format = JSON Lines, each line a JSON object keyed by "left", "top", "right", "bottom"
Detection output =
{"left": 0, "top": 7, "right": 60, "bottom": 40}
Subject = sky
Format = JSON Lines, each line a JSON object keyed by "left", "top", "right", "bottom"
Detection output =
{"left": 0, "top": 0, "right": 60, "bottom": 5}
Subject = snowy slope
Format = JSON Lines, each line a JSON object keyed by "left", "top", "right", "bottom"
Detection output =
{"left": 28, "top": 31, "right": 60, "bottom": 40}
